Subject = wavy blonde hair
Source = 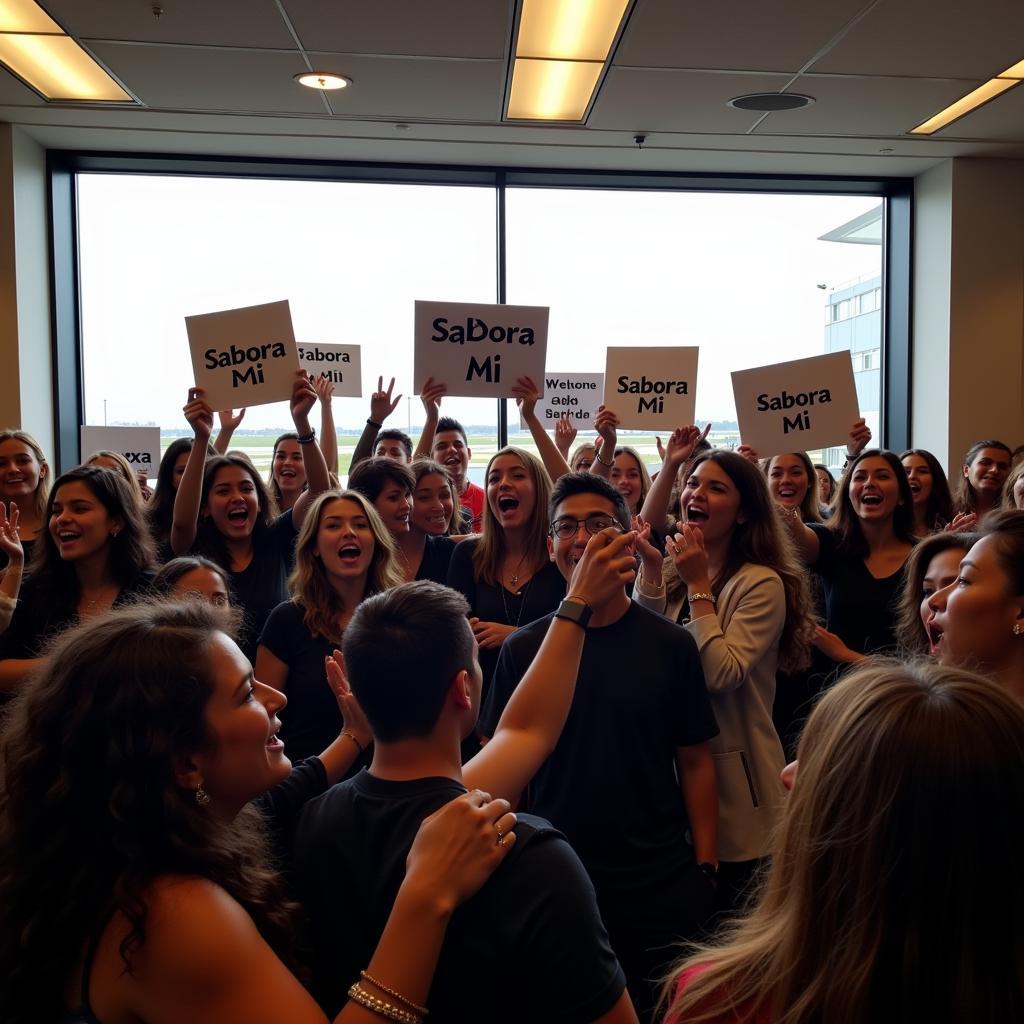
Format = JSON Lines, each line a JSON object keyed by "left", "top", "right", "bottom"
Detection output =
{"left": 472, "top": 447, "right": 552, "bottom": 588}
{"left": 663, "top": 659, "right": 1024, "bottom": 1024}
{"left": 0, "top": 429, "right": 50, "bottom": 521}
{"left": 288, "top": 489, "right": 404, "bottom": 643}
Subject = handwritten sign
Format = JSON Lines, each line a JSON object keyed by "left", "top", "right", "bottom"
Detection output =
{"left": 518, "top": 372, "right": 604, "bottom": 431}
{"left": 602, "top": 347, "right": 699, "bottom": 429}
{"left": 298, "top": 343, "right": 362, "bottom": 398}
{"left": 731, "top": 351, "right": 860, "bottom": 459}
{"left": 186, "top": 300, "right": 299, "bottom": 410}
{"left": 414, "top": 300, "right": 548, "bottom": 399}
{"left": 80, "top": 425, "right": 161, "bottom": 473}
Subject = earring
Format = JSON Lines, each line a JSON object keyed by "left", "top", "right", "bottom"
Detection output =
{"left": 1014, "top": 624, "right": 1022, "bottom": 637}
{"left": 195, "top": 784, "right": 211, "bottom": 806}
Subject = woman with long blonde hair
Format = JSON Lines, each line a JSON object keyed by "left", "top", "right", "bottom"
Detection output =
{"left": 0, "top": 429, "right": 50, "bottom": 568}
{"left": 254, "top": 489, "right": 403, "bottom": 764}
{"left": 663, "top": 659, "right": 1024, "bottom": 1023}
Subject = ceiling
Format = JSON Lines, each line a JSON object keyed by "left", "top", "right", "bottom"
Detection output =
{"left": 3, "top": 0, "right": 1024, "bottom": 178}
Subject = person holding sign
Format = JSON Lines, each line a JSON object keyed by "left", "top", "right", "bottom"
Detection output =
{"left": 148, "top": 438, "right": 213, "bottom": 551}
{"left": 347, "top": 376, "right": 414, "bottom": 472}
{"left": 171, "top": 371, "right": 330, "bottom": 660}
{"left": 590, "top": 406, "right": 652, "bottom": 517}
{"left": 513, "top": 376, "right": 573, "bottom": 484}
{"left": 783, "top": 449, "right": 917, "bottom": 666}
{"left": 0, "top": 430, "right": 50, "bottom": 570}
{"left": 634, "top": 447, "right": 813, "bottom": 910}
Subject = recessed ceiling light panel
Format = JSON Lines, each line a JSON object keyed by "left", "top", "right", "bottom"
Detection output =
{"left": 728, "top": 93, "right": 815, "bottom": 112}
{"left": 294, "top": 72, "right": 351, "bottom": 91}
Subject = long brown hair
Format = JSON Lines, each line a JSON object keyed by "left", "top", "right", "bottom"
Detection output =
{"left": 472, "top": 447, "right": 552, "bottom": 587}
{"left": 900, "top": 447, "right": 955, "bottom": 530}
{"left": 0, "top": 428, "right": 50, "bottom": 521}
{"left": 761, "top": 451, "right": 822, "bottom": 524}
{"left": 663, "top": 659, "right": 1024, "bottom": 1024}
{"left": 954, "top": 439, "right": 1012, "bottom": 515}
{"left": 0, "top": 601, "right": 300, "bottom": 1024}
{"left": 85, "top": 449, "right": 145, "bottom": 508}
{"left": 666, "top": 450, "right": 813, "bottom": 673}
{"left": 288, "top": 490, "right": 404, "bottom": 643}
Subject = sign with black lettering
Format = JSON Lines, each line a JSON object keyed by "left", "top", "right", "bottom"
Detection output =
{"left": 602, "top": 347, "right": 699, "bottom": 429}
{"left": 731, "top": 351, "right": 860, "bottom": 459}
{"left": 185, "top": 300, "right": 299, "bottom": 410}
{"left": 518, "top": 373, "right": 603, "bottom": 431}
{"left": 413, "top": 300, "right": 548, "bottom": 399}
{"left": 80, "top": 425, "right": 161, "bottom": 474}
{"left": 297, "top": 343, "right": 362, "bottom": 398}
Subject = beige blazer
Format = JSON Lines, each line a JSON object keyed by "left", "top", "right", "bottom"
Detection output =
{"left": 636, "top": 562, "right": 787, "bottom": 863}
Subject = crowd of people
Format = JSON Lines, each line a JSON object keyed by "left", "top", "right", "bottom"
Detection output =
{"left": 1, "top": 372, "right": 1023, "bottom": 1024}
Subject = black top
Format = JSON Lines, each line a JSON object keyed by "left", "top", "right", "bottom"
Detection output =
{"left": 258, "top": 600, "right": 366, "bottom": 773}
{"left": 415, "top": 534, "right": 456, "bottom": 585}
{"left": 445, "top": 537, "right": 565, "bottom": 701}
{"left": 808, "top": 523, "right": 910, "bottom": 656}
{"left": 0, "top": 571, "right": 155, "bottom": 660}
{"left": 0, "top": 536, "right": 35, "bottom": 573}
{"left": 292, "top": 771, "right": 626, "bottom": 1023}
{"left": 480, "top": 601, "right": 718, "bottom": 896}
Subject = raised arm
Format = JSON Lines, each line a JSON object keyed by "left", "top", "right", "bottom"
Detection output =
{"left": 290, "top": 372, "right": 331, "bottom": 532}
{"left": 554, "top": 414, "right": 577, "bottom": 462}
{"left": 213, "top": 408, "right": 246, "bottom": 455}
{"left": 412, "top": 376, "right": 446, "bottom": 461}
{"left": 513, "top": 375, "right": 572, "bottom": 482}
{"left": 349, "top": 377, "right": 402, "bottom": 471}
{"left": 639, "top": 424, "right": 710, "bottom": 531}
{"left": 313, "top": 377, "right": 339, "bottom": 476}
{"left": 170, "top": 387, "right": 215, "bottom": 555}
{"left": 466, "top": 528, "right": 637, "bottom": 800}
{"left": 778, "top": 504, "right": 820, "bottom": 563}
{"left": 0, "top": 503, "right": 24, "bottom": 634}
{"left": 590, "top": 405, "right": 618, "bottom": 481}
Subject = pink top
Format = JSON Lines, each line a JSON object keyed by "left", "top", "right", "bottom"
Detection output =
{"left": 663, "top": 965, "right": 770, "bottom": 1024}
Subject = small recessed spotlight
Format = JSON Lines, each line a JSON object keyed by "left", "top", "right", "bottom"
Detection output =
{"left": 294, "top": 72, "right": 351, "bottom": 90}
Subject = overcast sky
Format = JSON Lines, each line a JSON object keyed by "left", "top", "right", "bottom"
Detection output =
{"left": 77, "top": 175, "right": 881, "bottom": 434}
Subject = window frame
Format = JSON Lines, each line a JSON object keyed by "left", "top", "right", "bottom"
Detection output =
{"left": 47, "top": 151, "right": 912, "bottom": 469}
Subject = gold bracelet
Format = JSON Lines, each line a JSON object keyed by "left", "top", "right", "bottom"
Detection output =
{"left": 688, "top": 591, "right": 716, "bottom": 605}
{"left": 361, "top": 971, "right": 429, "bottom": 1016}
{"left": 348, "top": 982, "right": 421, "bottom": 1024}
{"left": 341, "top": 731, "right": 364, "bottom": 754}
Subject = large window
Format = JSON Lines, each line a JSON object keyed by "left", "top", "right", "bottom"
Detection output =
{"left": 70, "top": 165, "right": 897, "bottom": 481}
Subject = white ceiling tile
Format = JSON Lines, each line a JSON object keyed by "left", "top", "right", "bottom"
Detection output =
{"left": 41, "top": 0, "right": 297, "bottom": 49}
{"left": 615, "top": 0, "right": 867, "bottom": 73}
{"left": 282, "top": 0, "right": 512, "bottom": 58}
{"left": 0, "top": 67, "right": 46, "bottom": 105}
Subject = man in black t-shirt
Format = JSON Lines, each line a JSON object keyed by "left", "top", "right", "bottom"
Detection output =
{"left": 293, "top": 550, "right": 641, "bottom": 1023}
{"left": 480, "top": 473, "right": 720, "bottom": 1023}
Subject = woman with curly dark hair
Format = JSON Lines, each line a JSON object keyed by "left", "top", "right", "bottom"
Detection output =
{"left": 0, "top": 599, "right": 517, "bottom": 1024}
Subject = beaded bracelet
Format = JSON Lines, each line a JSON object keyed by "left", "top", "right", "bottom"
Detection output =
{"left": 688, "top": 591, "right": 716, "bottom": 605}
{"left": 295, "top": 428, "right": 316, "bottom": 445}
{"left": 360, "top": 970, "right": 429, "bottom": 1016}
{"left": 348, "top": 982, "right": 421, "bottom": 1023}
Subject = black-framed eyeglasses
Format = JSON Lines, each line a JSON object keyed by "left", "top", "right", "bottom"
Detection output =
{"left": 549, "top": 515, "right": 623, "bottom": 540}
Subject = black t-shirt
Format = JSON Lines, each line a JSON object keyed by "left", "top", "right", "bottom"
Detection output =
{"left": 292, "top": 771, "right": 625, "bottom": 1023}
{"left": 808, "top": 523, "right": 910, "bottom": 656}
{"left": 415, "top": 534, "right": 456, "bottom": 585}
{"left": 480, "top": 601, "right": 718, "bottom": 896}
{"left": 446, "top": 537, "right": 565, "bottom": 700}
{"left": 258, "top": 600, "right": 371, "bottom": 770}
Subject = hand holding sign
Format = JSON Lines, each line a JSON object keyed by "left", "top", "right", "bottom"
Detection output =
{"left": 370, "top": 376, "right": 402, "bottom": 425}
{"left": 845, "top": 418, "right": 872, "bottom": 458}
{"left": 290, "top": 371, "right": 319, "bottom": 425}
{"left": 420, "top": 376, "right": 447, "bottom": 416}
{"left": 595, "top": 405, "right": 619, "bottom": 459}
{"left": 312, "top": 376, "right": 335, "bottom": 406}
{"left": 184, "top": 388, "right": 215, "bottom": 444}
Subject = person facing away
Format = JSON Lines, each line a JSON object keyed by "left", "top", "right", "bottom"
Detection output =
{"left": 479, "top": 472, "right": 720, "bottom": 1023}
{"left": 293, "top": 570, "right": 642, "bottom": 1024}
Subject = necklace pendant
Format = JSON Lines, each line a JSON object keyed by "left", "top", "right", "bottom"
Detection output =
{"left": 510, "top": 574, "right": 519, "bottom": 587}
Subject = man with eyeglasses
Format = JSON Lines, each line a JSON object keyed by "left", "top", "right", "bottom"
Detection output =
{"left": 480, "top": 472, "right": 720, "bottom": 1024}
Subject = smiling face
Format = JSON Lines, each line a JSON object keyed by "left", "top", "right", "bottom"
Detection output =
{"left": 486, "top": 453, "right": 536, "bottom": 531}
{"left": 315, "top": 497, "right": 376, "bottom": 585}
{"left": 927, "top": 535, "right": 1024, "bottom": 669}
{"left": 48, "top": 481, "right": 121, "bottom": 563}
{"left": 433, "top": 431, "right": 470, "bottom": 488}
{"left": 204, "top": 465, "right": 259, "bottom": 541}
{"left": 272, "top": 440, "right": 306, "bottom": 494}
{"left": 0, "top": 438, "right": 46, "bottom": 503}
{"left": 815, "top": 467, "right": 833, "bottom": 503}
{"left": 412, "top": 472, "right": 454, "bottom": 536}
{"left": 902, "top": 453, "right": 933, "bottom": 508}
{"left": 373, "top": 482, "right": 413, "bottom": 538}
{"left": 848, "top": 456, "right": 902, "bottom": 522}
{"left": 768, "top": 454, "right": 810, "bottom": 509}
{"left": 965, "top": 448, "right": 1011, "bottom": 499}
{"left": 680, "top": 458, "right": 744, "bottom": 546}
{"left": 172, "top": 567, "right": 231, "bottom": 608}
{"left": 195, "top": 632, "right": 291, "bottom": 813}
{"left": 610, "top": 451, "right": 643, "bottom": 513}
{"left": 920, "top": 547, "right": 963, "bottom": 655}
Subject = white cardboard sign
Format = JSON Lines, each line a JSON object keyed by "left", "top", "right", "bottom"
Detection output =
{"left": 731, "top": 351, "right": 860, "bottom": 459}
{"left": 185, "top": 300, "right": 299, "bottom": 410}
{"left": 518, "top": 372, "right": 604, "bottom": 431}
{"left": 80, "top": 425, "right": 161, "bottom": 473}
{"left": 298, "top": 343, "right": 362, "bottom": 398}
{"left": 414, "top": 300, "right": 549, "bottom": 399}
{"left": 602, "top": 347, "right": 699, "bottom": 429}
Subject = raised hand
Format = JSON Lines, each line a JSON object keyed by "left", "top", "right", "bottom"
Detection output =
{"left": 663, "top": 423, "right": 712, "bottom": 470}
{"left": 0, "top": 502, "right": 23, "bottom": 567}
{"left": 218, "top": 408, "right": 246, "bottom": 431}
{"left": 420, "top": 375, "right": 446, "bottom": 416}
{"left": 370, "top": 376, "right": 402, "bottom": 424}
{"left": 845, "top": 418, "right": 872, "bottom": 458}
{"left": 325, "top": 649, "right": 373, "bottom": 749}
{"left": 183, "top": 387, "right": 215, "bottom": 442}
{"left": 565, "top": 525, "right": 637, "bottom": 609}
{"left": 512, "top": 375, "right": 540, "bottom": 420}
{"left": 736, "top": 444, "right": 760, "bottom": 465}
{"left": 554, "top": 414, "right": 577, "bottom": 457}
{"left": 289, "top": 370, "right": 318, "bottom": 424}
{"left": 666, "top": 522, "right": 710, "bottom": 588}
{"left": 656, "top": 436, "right": 666, "bottom": 463}
{"left": 404, "top": 790, "right": 517, "bottom": 911}
{"left": 312, "top": 375, "right": 335, "bottom": 406}
{"left": 594, "top": 405, "right": 619, "bottom": 454}
{"left": 632, "top": 514, "right": 663, "bottom": 583}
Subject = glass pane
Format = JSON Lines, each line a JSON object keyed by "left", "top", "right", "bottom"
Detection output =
{"left": 504, "top": 189, "right": 883, "bottom": 478}
{"left": 76, "top": 175, "right": 498, "bottom": 483}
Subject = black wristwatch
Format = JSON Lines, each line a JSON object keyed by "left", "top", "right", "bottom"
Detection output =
{"left": 554, "top": 598, "right": 592, "bottom": 630}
